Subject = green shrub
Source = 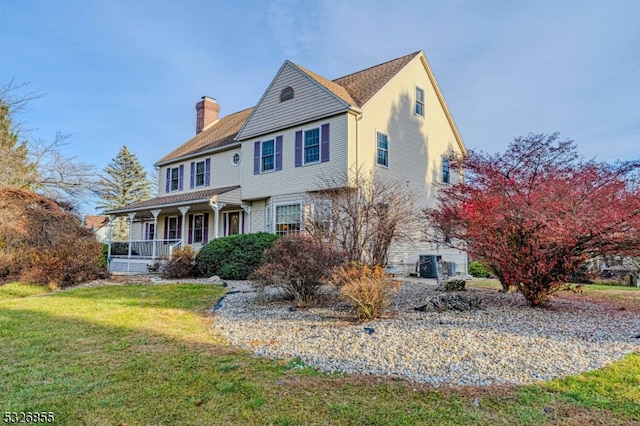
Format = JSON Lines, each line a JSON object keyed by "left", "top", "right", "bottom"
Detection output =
{"left": 251, "top": 234, "right": 345, "bottom": 306}
{"left": 195, "top": 233, "right": 279, "bottom": 280}
{"left": 468, "top": 260, "right": 492, "bottom": 278}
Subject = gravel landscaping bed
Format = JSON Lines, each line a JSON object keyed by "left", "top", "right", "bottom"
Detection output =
{"left": 211, "top": 278, "right": 640, "bottom": 387}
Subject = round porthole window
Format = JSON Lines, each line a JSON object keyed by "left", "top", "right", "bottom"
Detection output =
{"left": 232, "top": 151, "right": 241, "bottom": 166}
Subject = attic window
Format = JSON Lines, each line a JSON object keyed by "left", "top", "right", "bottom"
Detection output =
{"left": 280, "top": 86, "right": 294, "bottom": 102}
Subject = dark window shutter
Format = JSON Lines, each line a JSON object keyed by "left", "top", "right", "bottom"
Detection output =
{"left": 321, "top": 123, "right": 330, "bottom": 163}
{"left": 177, "top": 217, "right": 182, "bottom": 240}
{"left": 295, "top": 131, "right": 302, "bottom": 167}
{"left": 275, "top": 136, "right": 283, "bottom": 171}
{"left": 205, "top": 158, "right": 211, "bottom": 186}
{"left": 165, "top": 169, "right": 170, "bottom": 193}
{"left": 190, "top": 162, "right": 195, "bottom": 189}
{"left": 178, "top": 165, "right": 184, "bottom": 190}
{"left": 253, "top": 141, "right": 260, "bottom": 174}
{"left": 203, "top": 213, "right": 209, "bottom": 243}
{"left": 188, "top": 214, "right": 193, "bottom": 244}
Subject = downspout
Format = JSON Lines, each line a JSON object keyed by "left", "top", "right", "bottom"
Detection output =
{"left": 355, "top": 110, "right": 363, "bottom": 170}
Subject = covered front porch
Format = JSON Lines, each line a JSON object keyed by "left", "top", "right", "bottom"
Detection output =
{"left": 105, "top": 186, "right": 250, "bottom": 273}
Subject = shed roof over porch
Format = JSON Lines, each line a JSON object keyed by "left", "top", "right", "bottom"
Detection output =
{"left": 106, "top": 185, "right": 242, "bottom": 217}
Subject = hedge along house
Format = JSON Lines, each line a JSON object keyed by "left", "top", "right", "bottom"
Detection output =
{"left": 106, "top": 51, "right": 468, "bottom": 274}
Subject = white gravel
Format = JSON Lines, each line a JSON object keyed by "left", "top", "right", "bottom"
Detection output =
{"left": 211, "top": 279, "right": 640, "bottom": 387}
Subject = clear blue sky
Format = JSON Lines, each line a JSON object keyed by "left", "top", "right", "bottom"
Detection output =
{"left": 1, "top": 1, "right": 638, "bottom": 213}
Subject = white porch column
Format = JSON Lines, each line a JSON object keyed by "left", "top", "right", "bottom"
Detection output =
{"left": 127, "top": 212, "right": 136, "bottom": 259}
{"left": 178, "top": 206, "right": 190, "bottom": 247}
{"left": 241, "top": 205, "right": 251, "bottom": 234}
{"left": 107, "top": 215, "right": 115, "bottom": 271}
{"left": 150, "top": 209, "right": 161, "bottom": 259}
{"left": 209, "top": 201, "right": 226, "bottom": 239}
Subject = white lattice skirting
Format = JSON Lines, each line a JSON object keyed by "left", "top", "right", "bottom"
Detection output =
{"left": 108, "top": 259, "right": 153, "bottom": 273}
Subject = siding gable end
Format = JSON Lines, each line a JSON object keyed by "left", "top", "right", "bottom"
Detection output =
{"left": 236, "top": 61, "right": 351, "bottom": 140}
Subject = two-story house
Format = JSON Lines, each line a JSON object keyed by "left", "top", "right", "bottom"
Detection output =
{"left": 106, "top": 50, "right": 468, "bottom": 275}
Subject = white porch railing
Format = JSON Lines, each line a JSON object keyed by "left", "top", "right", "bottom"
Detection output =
{"left": 108, "top": 239, "right": 182, "bottom": 259}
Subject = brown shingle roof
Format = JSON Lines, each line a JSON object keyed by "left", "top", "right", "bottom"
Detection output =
{"left": 84, "top": 215, "right": 108, "bottom": 230}
{"left": 294, "top": 63, "right": 358, "bottom": 107}
{"left": 106, "top": 185, "right": 240, "bottom": 214}
{"left": 332, "top": 51, "right": 421, "bottom": 107}
{"left": 156, "top": 108, "right": 253, "bottom": 165}
{"left": 157, "top": 52, "right": 421, "bottom": 164}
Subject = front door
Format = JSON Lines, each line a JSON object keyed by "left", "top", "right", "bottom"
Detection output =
{"left": 227, "top": 212, "right": 240, "bottom": 235}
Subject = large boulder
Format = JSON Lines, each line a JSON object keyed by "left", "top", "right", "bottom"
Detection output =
{"left": 415, "top": 293, "right": 481, "bottom": 312}
{"left": 0, "top": 188, "right": 104, "bottom": 287}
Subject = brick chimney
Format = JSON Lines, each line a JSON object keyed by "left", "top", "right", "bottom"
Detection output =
{"left": 195, "top": 96, "right": 220, "bottom": 134}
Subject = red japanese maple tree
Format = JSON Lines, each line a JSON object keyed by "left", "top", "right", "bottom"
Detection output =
{"left": 425, "top": 133, "right": 640, "bottom": 306}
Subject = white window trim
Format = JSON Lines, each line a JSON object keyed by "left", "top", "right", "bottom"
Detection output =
{"left": 167, "top": 216, "right": 179, "bottom": 240}
{"left": 192, "top": 213, "right": 205, "bottom": 243}
{"left": 273, "top": 202, "right": 302, "bottom": 236}
{"left": 231, "top": 151, "right": 241, "bottom": 167}
{"left": 194, "top": 160, "right": 206, "bottom": 188}
{"left": 265, "top": 202, "right": 272, "bottom": 232}
{"left": 261, "top": 139, "right": 276, "bottom": 173}
{"left": 415, "top": 85, "right": 425, "bottom": 118}
{"left": 303, "top": 126, "right": 321, "bottom": 165}
{"left": 169, "top": 167, "right": 180, "bottom": 192}
{"left": 442, "top": 156, "right": 451, "bottom": 185}
{"left": 376, "top": 130, "right": 389, "bottom": 168}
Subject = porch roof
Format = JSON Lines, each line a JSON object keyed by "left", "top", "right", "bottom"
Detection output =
{"left": 106, "top": 185, "right": 241, "bottom": 215}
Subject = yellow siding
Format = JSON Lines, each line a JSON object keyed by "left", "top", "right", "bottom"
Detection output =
{"left": 159, "top": 147, "right": 242, "bottom": 196}
{"left": 241, "top": 114, "right": 349, "bottom": 200}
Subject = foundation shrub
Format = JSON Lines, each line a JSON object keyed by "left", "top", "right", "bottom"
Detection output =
{"left": 195, "top": 232, "right": 279, "bottom": 280}
{"left": 161, "top": 246, "right": 196, "bottom": 279}
{"left": 251, "top": 234, "right": 344, "bottom": 306}
{"left": 326, "top": 263, "right": 401, "bottom": 320}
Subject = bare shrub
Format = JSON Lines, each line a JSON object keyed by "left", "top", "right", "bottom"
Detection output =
{"left": 306, "top": 166, "right": 419, "bottom": 266}
{"left": 251, "top": 234, "right": 344, "bottom": 306}
{"left": 326, "top": 263, "right": 401, "bottom": 320}
{"left": 160, "top": 246, "right": 196, "bottom": 279}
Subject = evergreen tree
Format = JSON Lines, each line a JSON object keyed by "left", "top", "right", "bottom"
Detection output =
{"left": 0, "top": 100, "right": 36, "bottom": 187}
{"left": 96, "top": 145, "right": 152, "bottom": 239}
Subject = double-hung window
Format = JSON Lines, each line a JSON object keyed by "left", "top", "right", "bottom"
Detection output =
{"left": 442, "top": 157, "right": 450, "bottom": 184}
{"left": 170, "top": 167, "right": 180, "bottom": 191}
{"left": 261, "top": 139, "right": 275, "bottom": 172}
{"left": 376, "top": 131, "right": 389, "bottom": 167}
{"left": 275, "top": 204, "right": 301, "bottom": 236}
{"left": 192, "top": 214, "right": 204, "bottom": 243}
{"left": 304, "top": 128, "right": 320, "bottom": 164}
{"left": 195, "top": 161, "right": 205, "bottom": 187}
{"left": 167, "top": 216, "right": 178, "bottom": 240}
{"left": 415, "top": 86, "right": 425, "bottom": 117}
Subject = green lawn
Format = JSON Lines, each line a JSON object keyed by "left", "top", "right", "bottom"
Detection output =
{"left": 1, "top": 283, "right": 638, "bottom": 425}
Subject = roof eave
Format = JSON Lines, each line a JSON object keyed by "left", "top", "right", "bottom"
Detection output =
{"left": 234, "top": 108, "right": 358, "bottom": 141}
{"left": 418, "top": 54, "right": 468, "bottom": 157}
{"left": 154, "top": 142, "right": 241, "bottom": 167}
